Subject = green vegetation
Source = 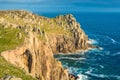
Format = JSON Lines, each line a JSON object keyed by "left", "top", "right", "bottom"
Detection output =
{"left": 0, "top": 11, "right": 74, "bottom": 80}
{"left": 0, "top": 26, "right": 24, "bottom": 53}
{"left": 36, "top": 18, "right": 72, "bottom": 41}
{"left": 0, "top": 56, "right": 36, "bottom": 80}
{"left": 0, "top": 26, "right": 36, "bottom": 80}
{"left": 39, "top": 19, "right": 72, "bottom": 36}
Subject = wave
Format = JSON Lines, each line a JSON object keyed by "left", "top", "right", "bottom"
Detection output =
{"left": 76, "top": 74, "right": 88, "bottom": 80}
{"left": 68, "top": 67, "right": 89, "bottom": 80}
{"left": 56, "top": 57, "right": 86, "bottom": 61}
{"left": 111, "top": 38, "right": 116, "bottom": 44}
{"left": 110, "top": 52, "right": 120, "bottom": 56}
{"left": 89, "top": 34, "right": 120, "bottom": 45}
{"left": 68, "top": 67, "right": 80, "bottom": 75}
{"left": 85, "top": 68, "right": 93, "bottom": 74}
{"left": 99, "top": 65, "right": 104, "bottom": 68}
{"left": 85, "top": 72, "right": 120, "bottom": 80}
{"left": 103, "top": 51, "right": 120, "bottom": 57}
{"left": 106, "top": 36, "right": 116, "bottom": 44}
{"left": 106, "top": 36, "right": 120, "bottom": 45}
{"left": 88, "top": 38, "right": 98, "bottom": 44}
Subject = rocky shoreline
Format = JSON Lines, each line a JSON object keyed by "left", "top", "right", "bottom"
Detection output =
{"left": 0, "top": 10, "right": 94, "bottom": 80}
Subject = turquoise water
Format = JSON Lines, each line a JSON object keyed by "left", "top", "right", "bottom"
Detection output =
{"left": 39, "top": 12, "right": 120, "bottom": 80}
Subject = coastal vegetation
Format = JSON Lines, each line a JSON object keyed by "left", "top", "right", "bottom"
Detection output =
{"left": 0, "top": 25, "right": 36, "bottom": 80}
{"left": 0, "top": 10, "right": 90, "bottom": 80}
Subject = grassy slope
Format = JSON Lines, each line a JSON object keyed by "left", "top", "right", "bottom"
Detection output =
{"left": 0, "top": 26, "right": 36, "bottom": 80}
{"left": 0, "top": 11, "right": 72, "bottom": 79}
{"left": 0, "top": 27, "right": 23, "bottom": 53}
{"left": 0, "top": 57, "right": 36, "bottom": 80}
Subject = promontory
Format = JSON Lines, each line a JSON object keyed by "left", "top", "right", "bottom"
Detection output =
{"left": 0, "top": 10, "right": 92, "bottom": 80}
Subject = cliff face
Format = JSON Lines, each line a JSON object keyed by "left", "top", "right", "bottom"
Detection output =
{"left": 1, "top": 32, "right": 70, "bottom": 80}
{"left": 0, "top": 10, "right": 89, "bottom": 80}
{"left": 48, "top": 14, "right": 88, "bottom": 53}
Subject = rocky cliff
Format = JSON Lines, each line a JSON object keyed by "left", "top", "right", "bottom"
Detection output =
{"left": 0, "top": 10, "right": 91, "bottom": 80}
{"left": 48, "top": 14, "right": 88, "bottom": 53}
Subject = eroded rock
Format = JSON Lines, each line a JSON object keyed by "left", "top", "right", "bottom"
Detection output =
{"left": 0, "top": 10, "right": 93, "bottom": 80}
{"left": 0, "top": 75, "right": 22, "bottom": 80}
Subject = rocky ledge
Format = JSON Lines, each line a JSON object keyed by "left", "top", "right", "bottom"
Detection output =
{"left": 0, "top": 10, "right": 93, "bottom": 80}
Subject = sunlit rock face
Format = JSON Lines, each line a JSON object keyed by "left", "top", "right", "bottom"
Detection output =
{"left": 0, "top": 10, "right": 90, "bottom": 80}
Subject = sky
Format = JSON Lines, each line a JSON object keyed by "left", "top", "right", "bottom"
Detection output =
{"left": 0, "top": 0, "right": 120, "bottom": 12}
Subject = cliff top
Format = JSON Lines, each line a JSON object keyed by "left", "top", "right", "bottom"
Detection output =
{"left": 0, "top": 10, "right": 82, "bottom": 53}
{"left": 0, "top": 10, "right": 88, "bottom": 80}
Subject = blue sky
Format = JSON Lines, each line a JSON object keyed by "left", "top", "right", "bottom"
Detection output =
{"left": 0, "top": 0, "right": 120, "bottom": 12}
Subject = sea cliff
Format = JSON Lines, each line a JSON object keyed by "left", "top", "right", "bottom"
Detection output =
{"left": 0, "top": 10, "right": 91, "bottom": 80}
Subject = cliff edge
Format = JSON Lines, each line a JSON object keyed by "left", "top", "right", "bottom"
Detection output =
{"left": 0, "top": 10, "right": 91, "bottom": 80}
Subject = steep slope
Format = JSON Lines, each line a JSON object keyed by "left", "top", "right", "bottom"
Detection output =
{"left": 48, "top": 14, "right": 88, "bottom": 53}
{"left": 0, "top": 10, "right": 91, "bottom": 80}
{"left": 1, "top": 32, "right": 70, "bottom": 80}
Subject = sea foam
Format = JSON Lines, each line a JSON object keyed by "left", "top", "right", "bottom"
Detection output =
{"left": 111, "top": 52, "right": 120, "bottom": 56}
{"left": 85, "top": 71, "right": 120, "bottom": 80}
{"left": 76, "top": 74, "right": 88, "bottom": 80}
{"left": 56, "top": 57, "right": 86, "bottom": 61}
{"left": 88, "top": 38, "right": 98, "bottom": 44}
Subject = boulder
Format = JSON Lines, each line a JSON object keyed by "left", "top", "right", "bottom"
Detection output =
{"left": 1, "top": 76, "right": 22, "bottom": 80}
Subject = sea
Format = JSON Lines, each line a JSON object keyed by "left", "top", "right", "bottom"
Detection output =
{"left": 36, "top": 12, "right": 120, "bottom": 80}
{"left": 0, "top": 0, "right": 120, "bottom": 80}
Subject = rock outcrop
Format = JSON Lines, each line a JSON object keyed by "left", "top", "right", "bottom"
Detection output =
{"left": 48, "top": 14, "right": 88, "bottom": 53}
{"left": 0, "top": 10, "right": 91, "bottom": 80}
{"left": 1, "top": 32, "right": 70, "bottom": 80}
{"left": 0, "top": 75, "right": 22, "bottom": 80}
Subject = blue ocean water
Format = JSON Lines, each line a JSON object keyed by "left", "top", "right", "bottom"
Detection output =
{"left": 1, "top": 1, "right": 120, "bottom": 80}
{"left": 37, "top": 12, "right": 120, "bottom": 80}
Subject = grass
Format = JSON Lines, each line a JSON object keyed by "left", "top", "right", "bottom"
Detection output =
{"left": 0, "top": 26, "right": 24, "bottom": 53}
{"left": 0, "top": 26, "right": 36, "bottom": 80}
{"left": 0, "top": 11, "right": 73, "bottom": 80}
{"left": 0, "top": 56, "right": 36, "bottom": 80}
{"left": 39, "top": 19, "right": 72, "bottom": 37}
